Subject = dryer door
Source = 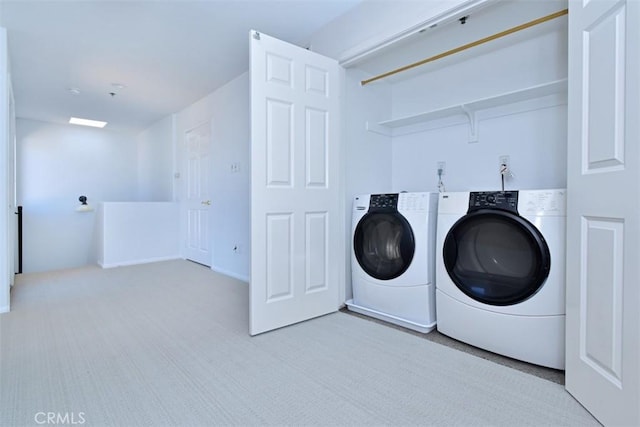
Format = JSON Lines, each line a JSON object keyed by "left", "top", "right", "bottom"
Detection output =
{"left": 442, "top": 209, "right": 550, "bottom": 306}
{"left": 354, "top": 212, "right": 415, "bottom": 281}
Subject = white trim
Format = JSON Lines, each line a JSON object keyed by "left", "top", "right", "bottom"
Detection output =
{"left": 210, "top": 264, "right": 249, "bottom": 283}
{"left": 98, "top": 255, "right": 181, "bottom": 269}
{"left": 0, "top": 304, "right": 9, "bottom": 314}
{"left": 345, "top": 299, "right": 436, "bottom": 334}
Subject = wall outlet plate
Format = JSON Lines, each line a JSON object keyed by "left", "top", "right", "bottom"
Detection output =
{"left": 499, "top": 155, "right": 510, "bottom": 170}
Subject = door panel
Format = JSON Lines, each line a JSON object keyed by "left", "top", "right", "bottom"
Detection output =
{"left": 305, "top": 108, "right": 328, "bottom": 187}
{"left": 566, "top": 0, "right": 639, "bottom": 424}
{"left": 583, "top": 2, "right": 626, "bottom": 173}
{"left": 582, "top": 217, "right": 624, "bottom": 385}
{"left": 265, "top": 213, "right": 292, "bottom": 302}
{"left": 250, "top": 30, "right": 342, "bottom": 335}
{"left": 266, "top": 99, "right": 293, "bottom": 186}
{"left": 305, "top": 212, "right": 328, "bottom": 293}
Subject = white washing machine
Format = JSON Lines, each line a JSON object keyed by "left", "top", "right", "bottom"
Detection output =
{"left": 346, "top": 192, "right": 438, "bottom": 333}
{"left": 435, "top": 189, "right": 566, "bottom": 369}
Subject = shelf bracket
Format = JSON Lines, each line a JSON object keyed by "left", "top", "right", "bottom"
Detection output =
{"left": 461, "top": 105, "right": 479, "bottom": 143}
{"left": 365, "top": 121, "right": 393, "bottom": 137}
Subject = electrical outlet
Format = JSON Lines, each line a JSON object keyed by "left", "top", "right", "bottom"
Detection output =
{"left": 499, "top": 155, "right": 510, "bottom": 170}
{"left": 437, "top": 161, "right": 446, "bottom": 176}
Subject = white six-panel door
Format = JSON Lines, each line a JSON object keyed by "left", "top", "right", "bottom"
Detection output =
{"left": 565, "top": 0, "right": 640, "bottom": 425}
{"left": 0, "top": 27, "right": 11, "bottom": 313}
{"left": 184, "top": 122, "right": 212, "bottom": 266}
{"left": 249, "top": 30, "right": 342, "bottom": 335}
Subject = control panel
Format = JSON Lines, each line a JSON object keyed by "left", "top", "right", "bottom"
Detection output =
{"left": 369, "top": 193, "right": 399, "bottom": 211}
{"left": 468, "top": 191, "right": 518, "bottom": 214}
{"left": 397, "top": 192, "right": 430, "bottom": 211}
{"left": 519, "top": 189, "right": 566, "bottom": 216}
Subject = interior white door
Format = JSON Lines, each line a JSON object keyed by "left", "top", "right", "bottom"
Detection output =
{"left": 184, "top": 122, "right": 212, "bottom": 266}
{"left": 565, "top": 0, "right": 640, "bottom": 425}
{"left": 0, "top": 27, "right": 10, "bottom": 312}
{"left": 8, "top": 80, "right": 15, "bottom": 285}
{"left": 249, "top": 30, "right": 342, "bottom": 335}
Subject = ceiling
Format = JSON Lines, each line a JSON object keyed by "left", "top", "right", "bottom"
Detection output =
{"left": 0, "top": 0, "right": 363, "bottom": 133}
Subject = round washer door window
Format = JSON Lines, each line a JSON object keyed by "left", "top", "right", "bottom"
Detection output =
{"left": 443, "top": 209, "right": 550, "bottom": 305}
{"left": 354, "top": 212, "right": 415, "bottom": 280}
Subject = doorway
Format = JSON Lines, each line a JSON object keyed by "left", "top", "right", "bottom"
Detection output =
{"left": 183, "top": 122, "right": 212, "bottom": 266}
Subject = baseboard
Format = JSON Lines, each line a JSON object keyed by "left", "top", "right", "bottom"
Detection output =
{"left": 210, "top": 265, "right": 249, "bottom": 283}
{"left": 345, "top": 299, "right": 436, "bottom": 334}
{"left": 99, "top": 255, "right": 182, "bottom": 269}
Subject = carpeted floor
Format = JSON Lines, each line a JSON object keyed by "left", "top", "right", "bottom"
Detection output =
{"left": 0, "top": 260, "right": 598, "bottom": 426}
{"left": 342, "top": 308, "right": 565, "bottom": 385}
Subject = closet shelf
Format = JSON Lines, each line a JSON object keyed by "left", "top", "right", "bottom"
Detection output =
{"left": 370, "top": 79, "right": 568, "bottom": 141}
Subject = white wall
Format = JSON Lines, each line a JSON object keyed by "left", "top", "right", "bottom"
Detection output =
{"left": 342, "top": 67, "right": 392, "bottom": 300}
{"left": 391, "top": 104, "right": 568, "bottom": 193}
{"left": 388, "top": 2, "right": 568, "bottom": 193}
{"left": 174, "top": 72, "right": 250, "bottom": 281}
{"left": 137, "top": 115, "right": 174, "bottom": 201}
{"left": 16, "top": 119, "right": 138, "bottom": 273}
{"left": 97, "top": 202, "right": 179, "bottom": 268}
{"left": 344, "top": 68, "right": 393, "bottom": 197}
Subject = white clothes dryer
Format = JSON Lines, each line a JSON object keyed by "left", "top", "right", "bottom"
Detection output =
{"left": 346, "top": 192, "right": 438, "bottom": 333}
{"left": 435, "top": 189, "right": 566, "bottom": 369}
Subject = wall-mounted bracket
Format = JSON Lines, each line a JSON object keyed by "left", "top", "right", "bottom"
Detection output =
{"left": 365, "top": 121, "right": 393, "bottom": 137}
{"left": 460, "top": 105, "right": 478, "bottom": 143}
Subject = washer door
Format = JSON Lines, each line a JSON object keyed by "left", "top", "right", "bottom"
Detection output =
{"left": 443, "top": 209, "right": 550, "bottom": 306}
{"left": 354, "top": 212, "right": 415, "bottom": 280}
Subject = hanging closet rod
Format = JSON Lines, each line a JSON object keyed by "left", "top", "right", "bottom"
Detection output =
{"left": 361, "top": 8, "right": 568, "bottom": 86}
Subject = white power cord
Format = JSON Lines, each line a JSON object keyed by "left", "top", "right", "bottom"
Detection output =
{"left": 499, "top": 163, "right": 514, "bottom": 191}
{"left": 437, "top": 168, "right": 446, "bottom": 193}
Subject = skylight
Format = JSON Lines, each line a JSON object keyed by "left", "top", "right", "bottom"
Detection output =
{"left": 69, "top": 117, "right": 107, "bottom": 128}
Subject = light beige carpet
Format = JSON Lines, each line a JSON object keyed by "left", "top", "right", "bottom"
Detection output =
{"left": 1, "top": 260, "right": 599, "bottom": 426}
